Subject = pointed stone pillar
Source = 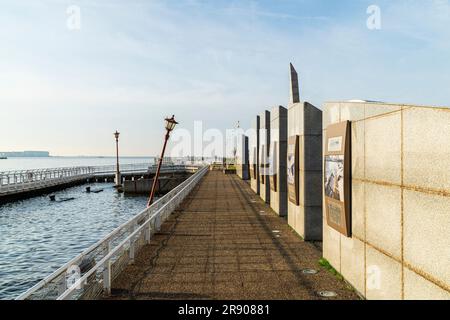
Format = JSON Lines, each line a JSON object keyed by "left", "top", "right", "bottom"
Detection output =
{"left": 287, "top": 63, "right": 323, "bottom": 241}
{"left": 290, "top": 63, "right": 300, "bottom": 104}
{"left": 269, "top": 105, "right": 288, "bottom": 216}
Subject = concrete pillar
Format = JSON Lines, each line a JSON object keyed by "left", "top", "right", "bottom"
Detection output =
{"left": 259, "top": 110, "right": 271, "bottom": 204}
{"left": 250, "top": 116, "right": 260, "bottom": 195}
{"left": 287, "top": 64, "right": 323, "bottom": 240}
{"left": 269, "top": 106, "right": 288, "bottom": 216}
{"left": 236, "top": 134, "right": 250, "bottom": 180}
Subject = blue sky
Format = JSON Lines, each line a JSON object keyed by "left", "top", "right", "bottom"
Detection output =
{"left": 1, "top": 0, "right": 449, "bottom": 156}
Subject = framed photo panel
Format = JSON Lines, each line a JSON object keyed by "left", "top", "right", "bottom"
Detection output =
{"left": 324, "top": 121, "right": 351, "bottom": 237}
{"left": 287, "top": 135, "right": 299, "bottom": 205}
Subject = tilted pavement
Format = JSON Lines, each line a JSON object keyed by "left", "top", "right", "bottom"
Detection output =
{"left": 106, "top": 170, "right": 359, "bottom": 300}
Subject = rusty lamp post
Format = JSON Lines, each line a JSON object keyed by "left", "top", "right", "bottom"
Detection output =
{"left": 146, "top": 115, "right": 178, "bottom": 207}
{"left": 114, "top": 130, "right": 121, "bottom": 187}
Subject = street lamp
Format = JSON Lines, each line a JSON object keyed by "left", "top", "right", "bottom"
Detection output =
{"left": 147, "top": 115, "right": 178, "bottom": 207}
{"left": 114, "top": 130, "right": 121, "bottom": 187}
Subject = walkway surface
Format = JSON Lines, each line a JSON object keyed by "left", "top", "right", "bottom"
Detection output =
{"left": 107, "top": 171, "right": 359, "bottom": 300}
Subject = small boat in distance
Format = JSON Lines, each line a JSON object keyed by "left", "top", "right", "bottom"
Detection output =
{"left": 0, "top": 156, "right": 7, "bottom": 159}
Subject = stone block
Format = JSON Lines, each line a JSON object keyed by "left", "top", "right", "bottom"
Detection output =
{"left": 304, "top": 135, "right": 322, "bottom": 172}
{"left": 287, "top": 202, "right": 297, "bottom": 231}
{"left": 351, "top": 180, "right": 365, "bottom": 240}
{"left": 403, "top": 190, "right": 450, "bottom": 287}
{"left": 366, "top": 183, "right": 401, "bottom": 260}
{"left": 351, "top": 120, "right": 365, "bottom": 180}
{"left": 304, "top": 102, "right": 323, "bottom": 135}
{"left": 403, "top": 268, "right": 450, "bottom": 300}
{"left": 294, "top": 205, "right": 305, "bottom": 237}
{"left": 323, "top": 224, "right": 341, "bottom": 272}
{"left": 340, "top": 102, "right": 365, "bottom": 121}
{"left": 323, "top": 102, "right": 340, "bottom": 127}
{"left": 341, "top": 236, "right": 365, "bottom": 295}
{"left": 403, "top": 107, "right": 450, "bottom": 191}
{"left": 365, "top": 112, "right": 401, "bottom": 184}
{"left": 288, "top": 103, "right": 304, "bottom": 135}
{"left": 366, "top": 246, "right": 402, "bottom": 300}
{"left": 304, "top": 206, "right": 322, "bottom": 241}
{"left": 299, "top": 168, "right": 305, "bottom": 207}
{"left": 304, "top": 171, "right": 322, "bottom": 207}
{"left": 365, "top": 103, "right": 401, "bottom": 119}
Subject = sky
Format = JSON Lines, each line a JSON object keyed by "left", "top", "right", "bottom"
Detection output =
{"left": 0, "top": 0, "right": 449, "bottom": 156}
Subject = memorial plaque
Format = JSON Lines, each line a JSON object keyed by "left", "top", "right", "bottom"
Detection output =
{"left": 269, "top": 141, "right": 277, "bottom": 192}
{"left": 324, "top": 121, "right": 351, "bottom": 237}
{"left": 287, "top": 135, "right": 299, "bottom": 205}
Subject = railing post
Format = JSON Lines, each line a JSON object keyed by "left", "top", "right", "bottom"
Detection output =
{"left": 103, "top": 260, "right": 111, "bottom": 295}
{"left": 156, "top": 215, "right": 161, "bottom": 232}
{"left": 128, "top": 223, "right": 137, "bottom": 263}
{"left": 129, "top": 239, "right": 135, "bottom": 263}
{"left": 145, "top": 221, "right": 151, "bottom": 244}
{"left": 103, "top": 242, "right": 112, "bottom": 295}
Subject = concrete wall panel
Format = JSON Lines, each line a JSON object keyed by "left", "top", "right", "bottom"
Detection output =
{"left": 366, "top": 183, "right": 402, "bottom": 260}
{"left": 365, "top": 113, "right": 402, "bottom": 184}
{"left": 288, "top": 102, "right": 322, "bottom": 240}
{"left": 341, "top": 236, "right": 365, "bottom": 295}
{"left": 403, "top": 190, "right": 450, "bottom": 287}
{"left": 323, "top": 101, "right": 449, "bottom": 300}
{"left": 269, "top": 106, "right": 287, "bottom": 216}
{"left": 403, "top": 107, "right": 450, "bottom": 191}
{"left": 351, "top": 180, "right": 365, "bottom": 240}
{"left": 404, "top": 268, "right": 450, "bottom": 300}
{"left": 366, "top": 246, "right": 402, "bottom": 300}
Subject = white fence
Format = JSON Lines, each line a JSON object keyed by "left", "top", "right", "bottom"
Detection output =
{"left": 16, "top": 165, "right": 209, "bottom": 300}
{"left": 0, "top": 163, "right": 202, "bottom": 196}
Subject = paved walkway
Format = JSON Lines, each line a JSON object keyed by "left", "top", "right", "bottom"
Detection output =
{"left": 107, "top": 171, "right": 359, "bottom": 300}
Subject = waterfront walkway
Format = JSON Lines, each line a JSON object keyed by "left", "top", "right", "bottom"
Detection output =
{"left": 107, "top": 171, "right": 359, "bottom": 300}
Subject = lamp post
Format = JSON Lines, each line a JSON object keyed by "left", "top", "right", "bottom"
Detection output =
{"left": 233, "top": 121, "right": 240, "bottom": 166}
{"left": 114, "top": 130, "right": 121, "bottom": 187}
{"left": 146, "top": 115, "right": 178, "bottom": 207}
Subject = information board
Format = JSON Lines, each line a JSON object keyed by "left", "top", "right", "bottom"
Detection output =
{"left": 324, "top": 121, "right": 351, "bottom": 237}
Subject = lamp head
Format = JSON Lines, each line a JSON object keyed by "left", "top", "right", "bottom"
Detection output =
{"left": 114, "top": 130, "right": 120, "bottom": 139}
{"left": 165, "top": 115, "right": 178, "bottom": 132}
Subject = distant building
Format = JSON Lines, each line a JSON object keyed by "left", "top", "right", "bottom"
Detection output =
{"left": 0, "top": 151, "right": 50, "bottom": 157}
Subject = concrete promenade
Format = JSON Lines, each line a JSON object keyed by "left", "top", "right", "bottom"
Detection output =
{"left": 107, "top": 171, "right": 359, "bottom": 300}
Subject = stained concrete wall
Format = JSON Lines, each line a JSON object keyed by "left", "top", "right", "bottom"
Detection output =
{"left": 322, "top": 101, "right": 450, "bottom": 300}
{"left": 123, "top": 175, "right": 190, "bottom": 194}
{"left": 269, "top": 106, "right": 288, "bottom": 216}
{"left": 259, "top": 110, "right": 271, "bottom": 204}
{"left": 236, "top": 134, "right": 250, "bottom": 180}
{"left": 250, "top": 116, "right": 260, "bottom": 195}
{"left": 287, "top": 102, "right": 323, "bottom": 240}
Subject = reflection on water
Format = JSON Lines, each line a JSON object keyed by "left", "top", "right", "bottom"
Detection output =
{"left": 0, "top": 182, "right": 148, "bottom": 300}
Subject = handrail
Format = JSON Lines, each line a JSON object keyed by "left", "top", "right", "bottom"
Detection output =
{"left": 0, "top": 163, "right": 151, "bottom": 187}
{"left": 57, "top": 182, "right": 188, "bottom": 300}
{"left": 0, "top": 164, "right": 202, "bottom": 195}
{"left": 16, "top": 165, "right": 208, "bottom": 300}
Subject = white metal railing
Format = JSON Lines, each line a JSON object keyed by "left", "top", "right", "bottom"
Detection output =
{"left": 16, "top": 165, "right": 208, "bottom": 300}
{"left": 0, "top": 163, "right": 203, "bottom": 196}
{"left": 0, "top": 163, "right": 150, "bottom": 187}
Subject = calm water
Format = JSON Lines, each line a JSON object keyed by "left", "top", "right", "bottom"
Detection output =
{"left": 0, "top": 156, "right": 155, "bottom": 171}
{"left": 0, "top": 158, "right": 154, "bottom": 299}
